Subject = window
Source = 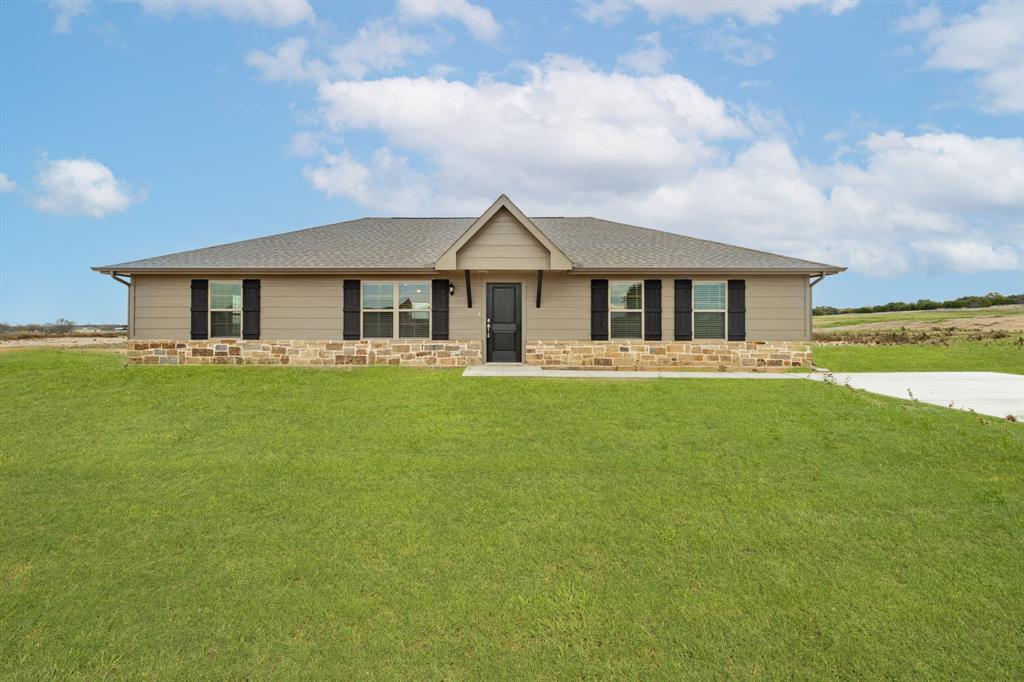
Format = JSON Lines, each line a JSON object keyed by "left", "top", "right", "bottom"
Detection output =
{"left": 693, "top": 282, "right": 726, "bottom": 339}
{"left": 362, "top": 282, "right": 431, "bottom": 339}
{"left": 609, "top": 281, "right": 643, "bottom": 339}
{"left": 209, "top": 281, "right": 242, "bottom": 338}
{"left": 398, "top": 282, "right": 430, "bottom": 338}
{"left": 362, "top": 282, "right": 393, "bottom": 338}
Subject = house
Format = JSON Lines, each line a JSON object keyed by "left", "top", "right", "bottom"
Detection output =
{"left": 94, "top": 195, "right": 844, "bottom": 369}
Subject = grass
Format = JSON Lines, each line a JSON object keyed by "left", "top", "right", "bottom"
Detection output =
{"left": 814, "top": 337, "right": 1024, "bottom": 374}
{"left": 2, "top": 350, "right": 1022, "bottom": 679}
{"left": 813, "top": 305, "right": 1024, "bottom": 329}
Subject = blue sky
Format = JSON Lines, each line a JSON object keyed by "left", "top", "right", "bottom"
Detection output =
{"left": 1, "top": 0, "right": 1022, "bottom": 324}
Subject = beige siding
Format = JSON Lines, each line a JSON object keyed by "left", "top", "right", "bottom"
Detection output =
{"left": 447, "top": 272, "right": 590, "bottom": 341}
{"left": 745, "top": 275, "right": 809, "bottom": 341}
{"left": 455, "top": 208, "right": 550, "bottom": 270}
{"left": 127, "top": 279, "right": 135, "bottom": 338}
{"left": 130, "top": 271, "right": 810, "bottom": 342}
{"left": 524, "top": 273, "right": 589, "bottom": 340}
{"left": 132, "top": 275, "right": 190, "bottom": 339}
{"left": 261, "top": 275, "right": 342, "bottom": 340}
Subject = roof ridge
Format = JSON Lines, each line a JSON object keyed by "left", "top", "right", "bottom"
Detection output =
{"left": 386, "top": 216, "right": 567, "bottom": 219}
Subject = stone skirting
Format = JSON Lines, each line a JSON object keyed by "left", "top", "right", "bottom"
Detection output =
{"left": 127, "top": 339, "right": 482, "bottom": 367}
{"left": 127, "top": 338, "right": 810, "bottom": 370}
{"left": 525, "top": 340, "right": 811, "bottom": 371}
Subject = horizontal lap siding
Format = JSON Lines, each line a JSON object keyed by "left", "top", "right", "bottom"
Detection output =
{"left": 132, "top": 275, "right": 190, "bottom": 339}
{"left": 448, "top": 274, "right": 485, "bottom": 339}
{"left": 448, "top": 271, "right": 590, "bottom": 341}
{"left": 745, "top": 275, "right": 809, "bottom": 341}
{"left": 130, "top": 272, "right": 810, "bottom": 342}
{"left": 456, "top": 209, "right": 550, "bottom": 270}
{"left": 261, "top": 276, "right": 342, "bottom": 339}
{"left": 527, "top": 274, "right": 589, "bottom": 340}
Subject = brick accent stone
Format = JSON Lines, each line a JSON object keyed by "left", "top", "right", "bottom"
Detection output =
{"left": 524, "top": 340, "right": 811, "bottom": 371}
{"left": 127, "top": 338, "right": 810, "bottom": 370}
{"left": 127, "top": 339, "right": 482, "bottom": 367}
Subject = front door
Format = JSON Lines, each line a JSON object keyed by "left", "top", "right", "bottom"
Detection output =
{"left": 486, "top": 283, "right": 522, "bottom": 363}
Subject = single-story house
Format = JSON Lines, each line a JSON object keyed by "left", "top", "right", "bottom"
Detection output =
{"left": 94, "top": 195, "right": 844, "bottom": 369}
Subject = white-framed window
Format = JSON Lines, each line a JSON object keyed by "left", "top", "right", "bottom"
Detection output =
{"left": 209, "top": 281, "right": 243, "bottom": 338}
{"left": 361, "top": 281, "right": 431, "bottom": 339}
{"left": 609, "top": 280, "right": 643, "bottom": 339}
{"left": 693, "top": 281, "right": 727, "bottom": 339}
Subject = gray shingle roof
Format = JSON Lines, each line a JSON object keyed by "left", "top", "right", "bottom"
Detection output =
{"left": 95, "top": 216, "right": 843, "bottom": 273}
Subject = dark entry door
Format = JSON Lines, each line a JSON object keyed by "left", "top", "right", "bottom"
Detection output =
{"left": 486, "top": 283, "right": 522, "bottom": 362}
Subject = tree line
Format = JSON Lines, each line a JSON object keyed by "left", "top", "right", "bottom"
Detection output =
{"left": 813, "top": 292, "right": 1024, "bottom": 316}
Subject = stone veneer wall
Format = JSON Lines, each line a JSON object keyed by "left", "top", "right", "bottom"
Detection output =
{"left": 127, "top": 339, "right": 482, "bottom": 367}
{"left": 525, "top": 340, "right": 811, "bottom": 370}
{"left": 127, "top": 339, "right": 811, "bottom": 370}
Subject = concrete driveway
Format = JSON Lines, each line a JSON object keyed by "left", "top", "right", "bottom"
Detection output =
{"left": 809, "top": 371, "right": 1024, "bottom": 420}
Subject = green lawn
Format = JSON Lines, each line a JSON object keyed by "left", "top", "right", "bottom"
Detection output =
{"left": 814, "top": 338, "right": 1024, "bottom": 374}
{"left": 2, "top": 351, "right": 1022, "bottom": 679}
{"left": 813, "top": 305, "right": 1024, "bottom": 329}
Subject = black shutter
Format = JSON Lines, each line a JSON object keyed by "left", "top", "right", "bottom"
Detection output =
{"left": 728, "top": 279, "right": 746, "bottom": 341}
{"left": 644, "top": 279, "right": 662, "bottom": 340}
{"left": 591, "top": 279, "right": 608, "bottom": 341}
{"left": 242, "top": 279, "right": 260, "bottom": 340}
{"left": 431, "top": 279, "right": 449, "bottom": 340}
{"left": 190, "top": 279, "right": 208, "bottom": 340}
{"left": 674, "top": 279, "right": 692, "bottom": 341}
{"left": 343, "top": 280, "right": 360, "bottom": 340}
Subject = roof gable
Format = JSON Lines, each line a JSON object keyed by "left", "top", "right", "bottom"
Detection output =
{"left": 435, "top": 195, "right": 573, "bottom": 270}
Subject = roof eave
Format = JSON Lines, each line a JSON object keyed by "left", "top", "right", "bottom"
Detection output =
{"left": 569, "top": 265, "right": 846, "bottom": 275}
{"left": 95, "top": 264, "right": 847, "bottom": 275}
{"left": 92, "top": 265, "right": 439, "bottom": 275}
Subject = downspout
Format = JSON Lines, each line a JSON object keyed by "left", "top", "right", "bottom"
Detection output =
{"left": 109, "top": 272, "right": 132, "bottom": 338}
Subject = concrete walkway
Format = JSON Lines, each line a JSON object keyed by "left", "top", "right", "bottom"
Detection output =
{"left": 808, "top": 371, "right": 1024, "bottom": 420}
{"left": 463, "top": 365, "right": 805, "bottom": 380}
{"left": 463, "top": 365, "right": 1024, "bottom": 420}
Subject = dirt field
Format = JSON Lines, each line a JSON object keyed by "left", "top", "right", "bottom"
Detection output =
{"left": 814, "top": 305, "right": 1024, "bottom": 336}
{"left": 0, "top": 336, "right": 127, "bottom": 352}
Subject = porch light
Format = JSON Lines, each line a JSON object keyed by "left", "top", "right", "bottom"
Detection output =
{"left": 449, "top": 282, "right": 455, "bottom": 296}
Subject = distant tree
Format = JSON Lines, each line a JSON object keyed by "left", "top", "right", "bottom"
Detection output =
{"left": 815, "top": 292, "right": 1024, "bottom": 316}
{"left": 50, "top": 318, "right": 76, "bottom": 334}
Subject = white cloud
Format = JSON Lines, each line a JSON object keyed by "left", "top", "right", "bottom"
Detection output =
{"left": 288, "top": 131, "right": 324, "bottom": 158}
{"left": 617, "top": 32, "right": 671, "bottom": 74}
{"left": 331, "top": 20, "right": 431, "bottom": 80}
{"left": 137, "top": 0, "right": 313, "bottom": 27}
{"left": 896, "top": 4, "right": 941, "bottom": 33}
{"left": 290, "top": 57, "right": 1021, "bottom": 276}
{"left": 913, "top": 239, "right": 1021, "bottom": 272}
{"left": 902, "top": 1, "right": 1024, "bottom": 113}
{"left": 427, "top": 63, "right": 457, "bottom": 79}
{"left": 576, "top": 0, "right": 632, "bottom": 25}
{"left": 579, "top": 0, "right": 857, "bottom": 26}
{"left": 0, "top": 173, "right": 16, "bottom": 193}
{"left": 312, "top": 55, "right": 746, "bottom": 209}
{"left": 703, "top": 26, "right": 775, "bottom": 65}
{"left": 33, "top": 158, "right": 144, "bottom": 218}
{"left": 247, "top": 22, "right": 430, "bottom": 82}
{"left": 397, "top": 0, "right": 501, "bottom": 42}
{"left": 49, "top": 0, "right": 92, "bottom": 34}
{"left": 246, "top": 37, "right": 318, "bottom": 82}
